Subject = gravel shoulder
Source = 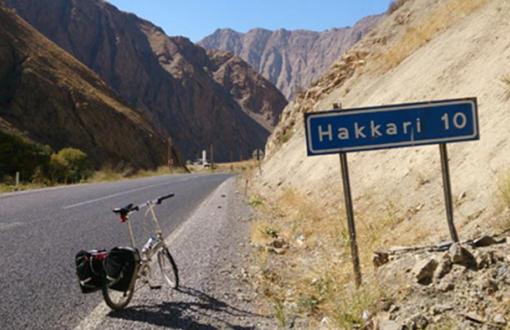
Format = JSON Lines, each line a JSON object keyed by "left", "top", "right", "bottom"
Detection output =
{"left": 76, "top": 177, "right": 274, "bottom": 329}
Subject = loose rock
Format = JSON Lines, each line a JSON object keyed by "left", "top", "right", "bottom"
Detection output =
{"left": 493, "top": 314, "right": 507, "bottom": 325}
{"left": 379, "top": 320, "right": 402, "bottom": 330}
{"left": 463, "top": 312, "right": 484, "bottom": 324}
{"left": 449, "top": 243, "right": 477, "bottom": 270}
{"left": 266, "top": 238, "right": 288, "bottom": 254}
{"left": 373, "top": 251, "right": 390, "bottom": 268}
{"left": 472, "top": 235, "right": 498, "bottom": 247}
{"left": 431, "top": 304, "right": 454, "bottom": 315}
{"left": 435, "top": 252, "right": 453, "bottom": 279}
{"left": 413, "top": 258, "right": 438, "bottom": 285}
{"left": 406, "top": 314, "right": 429, "bottom": 329}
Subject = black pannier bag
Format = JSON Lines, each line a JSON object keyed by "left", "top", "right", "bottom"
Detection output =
{"left": 104, "top": 247, "right": 140, "bottom": 292}
{"left": 75, "top": 249, "right": 107, "bottom": 293}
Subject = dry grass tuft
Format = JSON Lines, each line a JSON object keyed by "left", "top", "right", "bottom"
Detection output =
{"left": 499, "top": 172, "right": 510, "bottom": 209}
{"left": 380, "top": 0, "right": 489, "bottom": 71}
{"left": 0, "top": 182, "right": 47, "bottom": 193}
{"left": 500, "top": 74, "right": 510, "bottom": 99}
{"left": 495, "top": 170, "right": 510, "bottom": 233}
{"left": 89, "top": 165, "right": 186, "bottom": 183}
{"left": 248, "top": 188, "right": 413, "bottom": 327}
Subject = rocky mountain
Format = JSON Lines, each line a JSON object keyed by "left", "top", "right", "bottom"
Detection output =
{"left": 206, "top": 50, "right": 288, "bottom": 130}
{"left": 199, "top": 15, "right": 382, "bottom": 99}
{"left": 0, "top": 4, "right": 171, "bottom": 170}
{"left": 5, "top": 0, "right": 287, "bottom": 162}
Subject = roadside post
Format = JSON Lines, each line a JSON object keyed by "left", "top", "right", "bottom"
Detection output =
{"left": 210, "top": 144, "right": 214, "bottom": 170}
{"left": 339, "top": 151, "right": 362, "bottom": 286}
{"left": 304, "top": 98, "right": 479, "bottom": 286}
{"left": 439, "top": 143, "right": 459, "bottom": 242}
{"left": 253, "top": 149, "right": 264, "bottom": 175}
{"left": 167, "top": 138, "right": 173, "bottom": 168}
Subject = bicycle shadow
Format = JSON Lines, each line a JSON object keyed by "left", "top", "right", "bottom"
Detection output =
{"left": 107, "top": 286, "right": 270, "bottom": 329}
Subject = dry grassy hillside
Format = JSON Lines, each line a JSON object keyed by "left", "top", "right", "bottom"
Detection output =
{"left": 259, "top": 0, "right": 509, "bottom": 248}
{"left": 249, "top": 0, "right": 510, "bottom": 327}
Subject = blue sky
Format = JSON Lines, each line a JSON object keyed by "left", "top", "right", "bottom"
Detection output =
{"left": 107, "top": 1, "right": 392, "bottom": 42}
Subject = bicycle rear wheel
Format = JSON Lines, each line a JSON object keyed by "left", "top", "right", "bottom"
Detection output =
{"left": 102, "top": 278, "right": 135, "bottom": 310}
{"left": 157, "top": 247, "right": 179, "bottom": 288}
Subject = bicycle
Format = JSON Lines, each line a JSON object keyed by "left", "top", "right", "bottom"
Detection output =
{"left": 102, "top": 193, "right": 179, "bottom": 310}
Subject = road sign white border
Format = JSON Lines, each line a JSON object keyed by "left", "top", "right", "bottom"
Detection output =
{"left": 305, "top": 98, "right": 478, "bottom": 155}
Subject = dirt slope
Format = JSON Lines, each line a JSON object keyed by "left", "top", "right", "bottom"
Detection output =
{"left": 258, "top": 0, "right": 510, "bottom": 246}
{"left": 245, "top": 0, "right": 510, "bottom": 327}
{"left": 0, "top": 5, "right": 171, "bottom": 170}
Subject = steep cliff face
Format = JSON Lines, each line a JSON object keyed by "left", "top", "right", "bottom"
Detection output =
{"left": 0, "top": 5, "right": 171, "bottom": 170}
{"left": 206, "top": 50, "right": 288, "bottom": 130}
{"left": 6, "top": 0, "right": 287, "bottom": 161}
{"left": 199, "top": 15, "right": 382, "bottom": 99}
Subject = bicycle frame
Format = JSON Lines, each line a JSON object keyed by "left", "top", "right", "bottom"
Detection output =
{"left": 104, "top": 193, "right": 178, "bottom": 310}
{"left": 120, "top": 195, "right": 171, "bottom": 250}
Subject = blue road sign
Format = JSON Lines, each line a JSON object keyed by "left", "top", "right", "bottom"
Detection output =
{"left": 305, "top": 98, "right": 478, "bottom": 155}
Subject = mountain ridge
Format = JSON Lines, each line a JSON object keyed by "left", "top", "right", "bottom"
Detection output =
{"left": 199, "top": 15, "right": 382, "bottom": 99}
{"left": 6, "top": 0, "right": 287, "bottom": 161}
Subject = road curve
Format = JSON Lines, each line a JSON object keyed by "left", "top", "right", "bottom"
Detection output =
{"left": 0, "top": 173, "right": 232, "bottom": 330}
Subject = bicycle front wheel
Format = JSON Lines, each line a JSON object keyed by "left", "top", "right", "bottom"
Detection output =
{"left": 102, "top": 278, "right": 135, "bottom": 311}
{"left": 157, "top": 247, "right": 179, "bottom": 288}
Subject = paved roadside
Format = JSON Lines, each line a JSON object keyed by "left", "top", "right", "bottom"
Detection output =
{"left": 76, "top": 177, "right": 275, "bottom": 329}
{"left": 0, "top": 173, "right": 232, "bottom": 330}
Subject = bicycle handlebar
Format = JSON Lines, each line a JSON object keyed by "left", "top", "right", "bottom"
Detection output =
{"left": 156, "top": 193, "right": 174, "bottom": 204}
{"left": 112, "top": 193, "right": 175, "bottom": 221}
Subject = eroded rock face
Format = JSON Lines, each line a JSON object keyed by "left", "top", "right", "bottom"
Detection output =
{"left": 0, "top": 5, "right": 169, "bottom": 169}
{"left": 199, "top": 15, "right": 382, "bottom": 99}
{"left": 206, "top": 50, "right": 288, "bottom": 130}
{"left": 6, "top": 0, "right": 286, "bottom": 161}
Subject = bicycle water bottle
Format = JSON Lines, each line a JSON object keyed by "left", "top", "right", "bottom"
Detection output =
{"left": 142, "top": 236, "right": 157, "bottom": 254}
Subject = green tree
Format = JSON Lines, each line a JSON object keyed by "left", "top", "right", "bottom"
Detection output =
{"left": 49, "top": 148, "right": 91, "bottom": 183}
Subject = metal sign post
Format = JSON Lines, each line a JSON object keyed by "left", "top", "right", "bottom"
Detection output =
{"left": 339, "top": 152, "right": 362, "bottom": 287}
{"left": 304, "top": 98, "right": 479, "bottom": 286}
{"left": 439, "top": 143, "right": 459, "bottom": 242}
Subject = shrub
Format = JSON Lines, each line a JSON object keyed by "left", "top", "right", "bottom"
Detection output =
{"left": 278, "top": 129, "right": 293, "bottom": 145}
{"left": 0, "top": 131, "right": 51, "bottom": 182}
{"left": 49, "top": 148, "right": 91, "bottom": 183}
{"left": 387, "top": 0, "right": 410, "bottom": 14}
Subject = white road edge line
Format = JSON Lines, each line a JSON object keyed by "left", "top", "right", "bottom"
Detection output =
{"left": 62, "top": 178, "right": 194, "bottom": 209}
{"left": 0, "top": 173, "right": 194, "bottom": 199}
{"left": 73, "top": 178, "right": 234, "bottom": 330}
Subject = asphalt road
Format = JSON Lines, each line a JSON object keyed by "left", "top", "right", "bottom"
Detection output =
{"left": 0, "top": 173, "right": 232, "bottom": 330}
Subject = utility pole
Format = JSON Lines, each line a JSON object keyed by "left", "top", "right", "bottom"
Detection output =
{"left": 210, "top": 144, "right": 214, "bottom": 169}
